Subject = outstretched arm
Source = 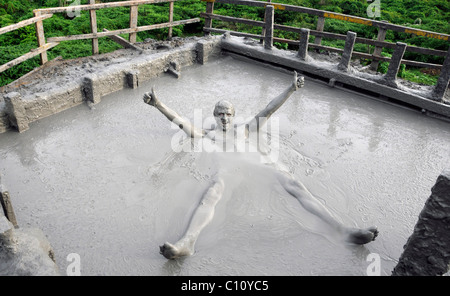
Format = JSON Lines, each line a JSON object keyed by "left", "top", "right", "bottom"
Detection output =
{"left": 247, "top": 71, "right": 304, "bottom": 133}
{"left": 143, "top": 88, "right": 206, "bottom": 138}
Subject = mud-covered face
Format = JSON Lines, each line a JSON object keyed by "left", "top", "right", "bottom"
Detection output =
{"left": 214, "top": 106, "right": 234, "bottom": 131}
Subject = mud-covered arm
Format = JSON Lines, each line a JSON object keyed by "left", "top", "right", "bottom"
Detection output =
{"left": 143, "top": 88, "right": 206, "bottom": 138}
{"left": 247, "top": 71, "right": 304, "bottom": 133}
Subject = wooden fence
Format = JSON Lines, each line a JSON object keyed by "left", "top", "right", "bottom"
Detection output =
{"left": 201, "top": 0, "right": 449, "bottom": 71}
{"left": 1, "top": 0, "right": 449, "bottom": 90}
{"left": 0, "top": 0, "right": 200, "bottom": 74}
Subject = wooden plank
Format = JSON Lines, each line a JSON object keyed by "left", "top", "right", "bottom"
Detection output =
{"left": 47, "top": 18, "right": 200, "bottom": 42}
{"left": 36, "top": 0, "right": 179, "bottom": 13}
{"left": 168, "top": 1, "right": 174, "bottom": 39}
{"left": 370, "top": 23, "right": 388, "bottom": 71}
{"left": 314, "top": 16, "right": 325, "bottom": 45}
{"left": 200, "top": 13, "right": 264, "bottom": 27}
{"left": 33, "top": 10, "right": 48, "bottom": 65}
{"left": 204, "top": 27, "right": 262, "bottom": 39}
{"left": 0, "top": 43, "right": 59, "bottom": 73}
{"left": 204, "top": 0, "right": 324, "bottom": 16}
{"left": 129, "top": 4, "right": 138, "bottom": 43}
{"left": 0, "top": 14, "right": 53, "bottom": 36}
{"left": 204, "top": 2, "right": 215, "bottom": 36}
{"left": 103, "top": 29, "right": 143, "bottom": 52}
{"left": 89, "top": 0, "right": 99, "bottom": 55}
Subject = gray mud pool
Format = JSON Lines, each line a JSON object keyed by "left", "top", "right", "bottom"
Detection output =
{"left": 1, "top": 55, "right": 449, "bottom": 275}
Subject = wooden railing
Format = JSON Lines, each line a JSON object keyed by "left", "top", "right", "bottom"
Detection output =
{"left": 0, "top": 14, "right": 57, "bottom": 73}
{"left": 201, "top": 0, "right": 449, "bottom": 71}
{"left": 0, "top": 0, "right": 200, "bottom": 74}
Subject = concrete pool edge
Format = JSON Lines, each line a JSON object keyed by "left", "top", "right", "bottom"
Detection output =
{"left": 220, "top": 35, "right": 450, "bottom": 120}
{"left": 0, "top": 34, "right": 449, "bottom": 134}
{"left": 0, "top": 36, "right": 222, "bottom": 133}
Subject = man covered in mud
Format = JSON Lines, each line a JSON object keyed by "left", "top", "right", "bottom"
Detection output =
{"left": 143, "top": 71, "right": 378, "bottom": 260}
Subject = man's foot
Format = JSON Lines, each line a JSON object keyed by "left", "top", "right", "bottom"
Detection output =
{"left": 345, "top": 226, "right": 378, "bottom": 245}
{"left": 159, "top": 242, "right": 193, "bottom": 260}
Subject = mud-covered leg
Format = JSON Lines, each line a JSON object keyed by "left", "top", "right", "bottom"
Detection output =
{"left": 160, "top": 177, "right": 225, "bottom": 259}
{"left": 276, "top": 171, "right": 378, "bottom": 245}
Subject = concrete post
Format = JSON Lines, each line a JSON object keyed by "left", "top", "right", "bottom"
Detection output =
{"left": 392, "top": 168, "right": 450, "bottom": 276}
{"left": 381, "top": 42, "right": 407, "bottom": 88}
{"left": 3, "top": 92, "right": 29, "bottom": 133}
{"left": 126, "top": 70, "right": 139, "bottom": 89}
{"left": 82, "top": 74, "right": 101, "bottom": 105}
{"left": 297, "top": 28, "right": 310, "bottom": 61}
{"left": 430, "top": 47, "right": 450, "bottom": 103}
{"left": 264, "top": 5, "right": 274, "bottom": 50}
{"left": 196, "top": 40, "right": 209, "bottom": 65}
{"left": 337, "top": 31, "right": 357, "bottom": 72}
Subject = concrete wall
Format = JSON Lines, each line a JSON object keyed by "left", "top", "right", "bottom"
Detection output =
{"left": 392, "top": 168, "right": 450, "bottom": 276}
{"left": 1, "top": 190, "right": 60, "bottom": 275}
{"left": 0, "top": 36, "right": 222, "bottom": 133}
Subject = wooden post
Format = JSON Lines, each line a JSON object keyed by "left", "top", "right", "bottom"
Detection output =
{"left": 261, "top": 0, "right": 272, "bottom": 43}
{"left": 168, "top": 1, "right": 174, "bottom": 39}
{"left": 430, "top": 47, "right": 450, "bottom": 102}
{"left": 264, "top": 5, "right": 274, "bottom": 50}
{"left": 314, "top": 16, "right": 325, "bottom": 46}
{"left": 370, "top": 21, "right": 388, "bottom": 71}
{"left": 129, "top": 3, "right": 138, "bottom": 43}
{"left": 89, "top": 0, "right": 99, "bottom": 55}
{"left": 204, "top": 1, "right": 214, "bottom": 36}
{"left": 33, "top": 10, "right": 48, "bottom": 65}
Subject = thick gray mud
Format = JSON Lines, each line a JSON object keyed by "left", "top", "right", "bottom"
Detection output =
{"left": 0, "top": 56, "right": 449, "bottom": 275}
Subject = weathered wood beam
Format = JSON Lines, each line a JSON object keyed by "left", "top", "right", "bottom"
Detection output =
{"left": 0, "top": 43, "right": 59, "bottom": 73}
{"left": 35, "top": 0, "right": 176, "bottom": 14}
{"left": 0, "top": 14, "right": 53, "bottom": 35}
{"left": 47, "top": 18, "right": 200, "bottom": 42}
{"left": 103, "top": 29, "right": 143, "bottom": 52}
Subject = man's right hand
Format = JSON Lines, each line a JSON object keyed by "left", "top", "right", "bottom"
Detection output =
{"left": 293, "top": 71, "right": 305, "bottom": 90}
{"left": 143, "top": 87, "right": 158, "bottom": 106}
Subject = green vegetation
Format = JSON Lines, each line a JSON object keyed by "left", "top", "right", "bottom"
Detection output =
{"left": 0, "top": 0, "right": 448, "bottom": 87}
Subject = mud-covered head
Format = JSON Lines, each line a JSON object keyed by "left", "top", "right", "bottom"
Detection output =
{"left": 213, "top": 100, "right": 235, "bottom": 131}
